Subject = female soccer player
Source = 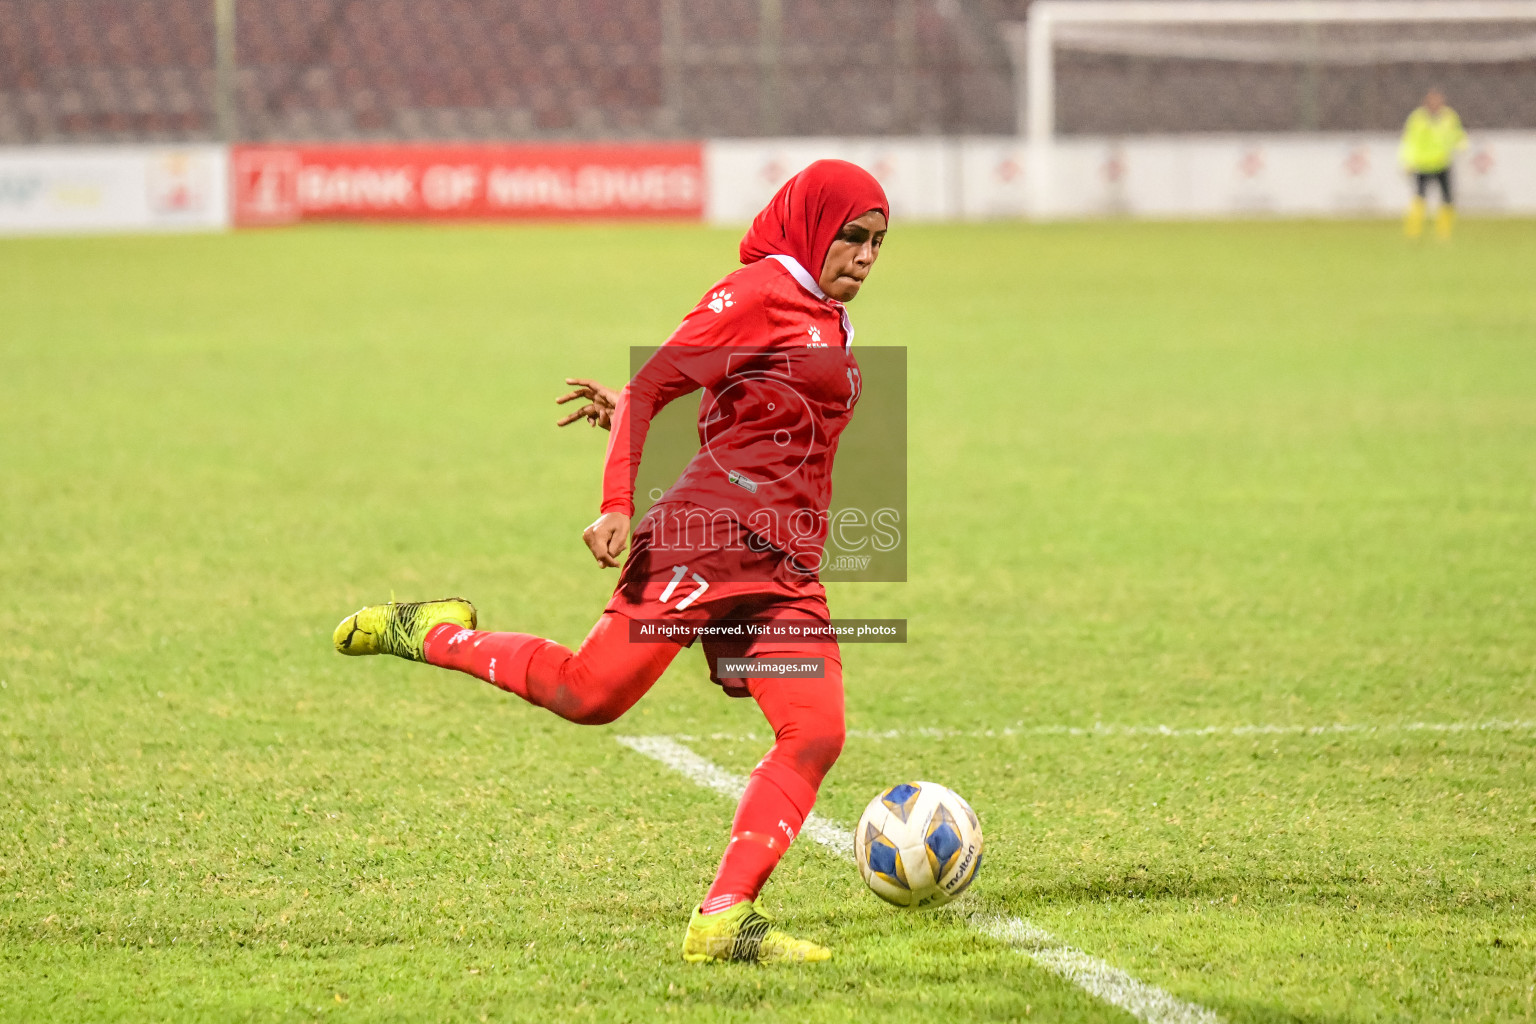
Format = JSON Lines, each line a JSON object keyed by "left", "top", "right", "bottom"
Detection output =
{"left": 333, "top": 159, "right": 889, "bottom": 964}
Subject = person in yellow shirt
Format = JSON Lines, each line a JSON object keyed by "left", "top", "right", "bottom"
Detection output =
{"left": 1399, "top": 89, "right": 1467, "bottom": 240}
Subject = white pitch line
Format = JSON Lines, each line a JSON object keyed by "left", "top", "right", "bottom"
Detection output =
{"left": 973, "top": 915, "right": 1221, "bottom": 1024}
{"left": 668, "top": 716, "right": 1536, "bottom": 745}
{"left": 616, "top": 734, "right": 1221, "bottom": 1024}
{"left": 615, "top": 735, "right": 854, "bottom": 857}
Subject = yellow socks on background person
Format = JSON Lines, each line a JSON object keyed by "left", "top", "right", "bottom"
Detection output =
{"left": 1404, "top": 199, "right": 1455, "bottom": 242}
{"left": 1434, "top": 205, "right": 1456, "bottom": 240}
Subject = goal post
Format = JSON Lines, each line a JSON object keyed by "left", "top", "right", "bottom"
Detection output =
{"left": 1003, "top": 0, "right": 1536, "bottom": 216}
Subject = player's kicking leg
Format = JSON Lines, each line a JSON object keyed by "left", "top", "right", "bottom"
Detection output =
{"left": 335, "top": 600, "right": 673, "bottom": 723}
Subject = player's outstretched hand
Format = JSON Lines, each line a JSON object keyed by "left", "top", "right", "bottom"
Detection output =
{"left": 583, "top": 512, "right": 630, "bottom": 568}
{"left": 556, "top": 378, "right": 620, "bottom": 430}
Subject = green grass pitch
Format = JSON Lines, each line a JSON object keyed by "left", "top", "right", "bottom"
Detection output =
{"left": 2, "top": 218, "right": 1534, "bottom": 1022}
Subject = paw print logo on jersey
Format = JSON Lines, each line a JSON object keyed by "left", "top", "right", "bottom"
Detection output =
{"left": 707, "top": 290, "right": 734, "bottom": 314}
{"left": 806, "top": 325, "right": 822, "bottom": 345}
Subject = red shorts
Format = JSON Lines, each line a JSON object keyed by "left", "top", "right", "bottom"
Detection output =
{"left": 605, "top": 504, "right": 840, "bottom": 697}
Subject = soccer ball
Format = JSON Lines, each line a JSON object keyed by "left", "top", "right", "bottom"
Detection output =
{"left": 855, "top": 781, "right": 983, "bottom": 908}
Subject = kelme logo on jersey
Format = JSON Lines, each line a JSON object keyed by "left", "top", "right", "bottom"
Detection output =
{"left": 707, "top": 290, "right": 734, "bottom": 313}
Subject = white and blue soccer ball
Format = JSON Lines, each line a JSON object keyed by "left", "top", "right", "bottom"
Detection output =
{"left": 854, "top": 781, "right": 983, "bottom": 908}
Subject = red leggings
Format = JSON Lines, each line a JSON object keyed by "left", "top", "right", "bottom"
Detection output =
{"left": 424, "top": 612, "right": 845, "bottom": 910}
{"left": 424, "top": 610, "right": 845, "bottom": 809}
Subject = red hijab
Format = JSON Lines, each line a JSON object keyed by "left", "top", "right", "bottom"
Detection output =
{"left": 738, "top": 159, "right": 890, "bottom": 284}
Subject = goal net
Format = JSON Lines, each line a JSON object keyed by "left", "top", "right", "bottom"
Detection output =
{"left": 1006, "top": 1, "right": 1536, "bottom": 141}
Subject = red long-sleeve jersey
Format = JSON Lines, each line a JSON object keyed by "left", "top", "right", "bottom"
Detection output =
{"left": 601, "top": 256, "right": 863, "bottom": 573}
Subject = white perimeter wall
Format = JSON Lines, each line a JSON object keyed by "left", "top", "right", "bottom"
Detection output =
{"left": 706, "top": 132, "right": 1536, "bottom": 223}
{"left": 0, "top": 146, "right": 229, "bottom": 235}
{"left": 2, "top": 135, "right": 1532, "bottom": 234}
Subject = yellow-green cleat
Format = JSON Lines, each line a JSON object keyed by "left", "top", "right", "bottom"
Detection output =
{"left": 681, "top": 900, "right": 830, "bottom": 964}
{"left": 332, "top": 598, "right": 477, "bottom": 662}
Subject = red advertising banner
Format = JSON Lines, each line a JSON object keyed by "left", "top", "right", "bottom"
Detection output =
{"left": 232, "top": 143, "right": 704, "bottom": 225}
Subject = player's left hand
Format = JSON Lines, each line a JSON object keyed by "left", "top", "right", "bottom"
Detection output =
{"left": 556, "top": 378, "right": 620, "bottom": 430}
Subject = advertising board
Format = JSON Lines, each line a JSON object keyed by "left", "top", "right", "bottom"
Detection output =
{"left": 0, "top": 146, "right": 228, "bottom": 235}
{"left": 232, "top": 143, "right": 705, "bottom": 225}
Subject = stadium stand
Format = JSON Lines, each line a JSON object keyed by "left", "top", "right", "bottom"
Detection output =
{"left": 0, "top": 0, "right": 1532, "bottom": 144}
